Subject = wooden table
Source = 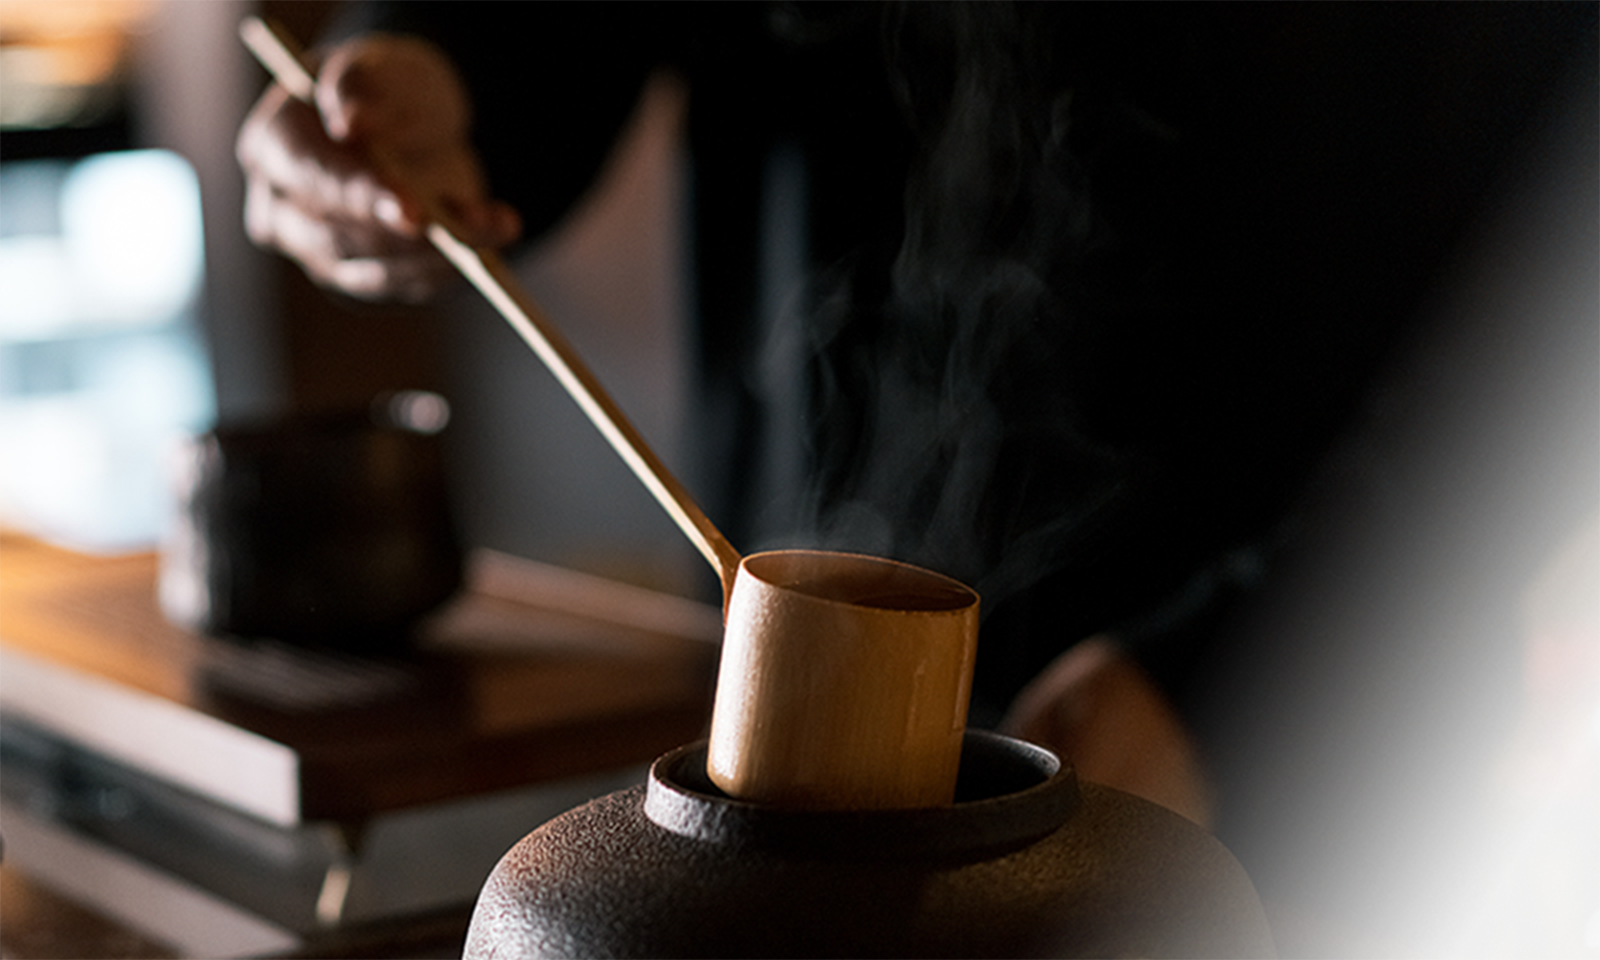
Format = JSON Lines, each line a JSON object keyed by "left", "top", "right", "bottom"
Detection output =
{"left": 0, "top": 532, "right": 721, "bottom": 957}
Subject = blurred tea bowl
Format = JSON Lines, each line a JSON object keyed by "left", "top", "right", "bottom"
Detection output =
{"left": 159, "top": 392, "right": 463, "bottom": 651}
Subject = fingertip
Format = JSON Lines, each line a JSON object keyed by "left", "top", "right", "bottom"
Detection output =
{"left": 327, "top": 257, "right": 388, "bottom": 298}
{"left": 374, "top": 194, "right": 409, "bottom": 231}
{"left": 330, "top": 254, "right": 453, "bottom": 304}
{"left": 313, "top": 63, "right": 354, "bottom": 142}
{"left": 465, "top": 202, "right": 523, "bottom": 248}
{"left": 494, "top": 205, "right": 524, "bottom": 246}
{"left": 317, "top": 48, "right": 394, "bottom": 147}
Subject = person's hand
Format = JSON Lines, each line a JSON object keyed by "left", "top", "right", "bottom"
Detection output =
{"left": 1001, "top": 636, "right": 1215, "bottom": 828}
{"left": 236, "top": 33, "right": 523, "bottom": 302}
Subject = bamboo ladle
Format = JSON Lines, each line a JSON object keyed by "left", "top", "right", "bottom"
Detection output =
{"left": 241, "top": 18, "right": 979, "bottom": 810}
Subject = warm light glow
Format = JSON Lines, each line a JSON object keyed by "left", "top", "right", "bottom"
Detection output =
{"left": 0, "top": 0, "right": 160, "bottom": 128}
{"left": 0, "top": 0, "right": 158, "bottom": 39}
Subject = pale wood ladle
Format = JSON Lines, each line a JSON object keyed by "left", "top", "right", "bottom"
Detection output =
{"left": 241, "top": 17, "right": 979, "bottom": 809}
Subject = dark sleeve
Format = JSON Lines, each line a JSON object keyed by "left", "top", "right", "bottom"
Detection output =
{"left": 345, "top": 1, "right": 676, "bottom": 242}
{"left": 947, "top": 0, "right": 1600, "bottom": 947}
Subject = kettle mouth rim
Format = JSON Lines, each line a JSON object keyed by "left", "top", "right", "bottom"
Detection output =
{"left": 643, "top": 730, "right": 1078, "bottom": 861}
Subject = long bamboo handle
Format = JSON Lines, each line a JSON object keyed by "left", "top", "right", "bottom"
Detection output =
{"left": 239, "top": 17, "right": 742, "bottom": 603}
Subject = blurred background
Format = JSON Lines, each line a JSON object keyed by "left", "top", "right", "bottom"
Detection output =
{"left": 0, "top": 0, "right": 701, "bottom": 589}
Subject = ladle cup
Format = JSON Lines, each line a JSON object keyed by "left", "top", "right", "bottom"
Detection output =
{"left": 243, "top": 18, "right": 981, "bottom": 809}
{"left": 711, "top": 550, "right": 979, "bottom": 808}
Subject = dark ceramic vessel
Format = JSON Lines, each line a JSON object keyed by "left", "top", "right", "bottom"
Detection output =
{"left": 159, "top": 405, "right": 462, "bottom": 649}
{"left": 465, "top": 730, "right": 1274, "bottom": 958}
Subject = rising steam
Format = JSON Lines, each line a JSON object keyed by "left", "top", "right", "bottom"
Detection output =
{"left": 789, "top": 2, "right": 1181, "bottom": 613}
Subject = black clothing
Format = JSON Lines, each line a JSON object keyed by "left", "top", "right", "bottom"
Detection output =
{"left": 326, "top": 4, "right": 1598, "bottom": 953}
